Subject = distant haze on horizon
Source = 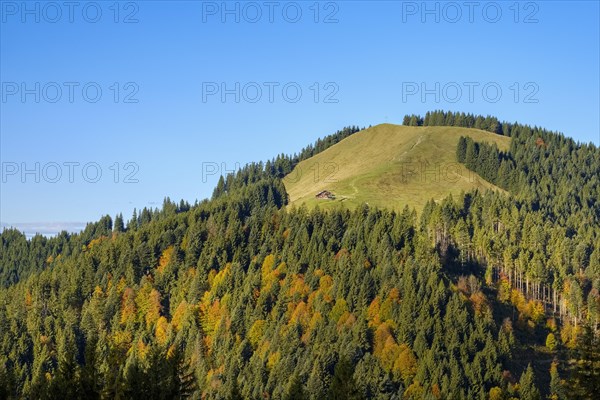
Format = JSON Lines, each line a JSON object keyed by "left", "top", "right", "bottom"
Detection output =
{"left": 1, "top": 222, "right": 87, "bottom": 239}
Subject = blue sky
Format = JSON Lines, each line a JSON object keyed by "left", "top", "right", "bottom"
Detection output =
{"left": 1, "top": 0, "right": 599, "bottom": 235}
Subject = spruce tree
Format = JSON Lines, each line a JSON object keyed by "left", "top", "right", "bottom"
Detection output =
{"left": 456, "top": 136, "right": 467, "bottom": 163}
{"left": 114, "top": 213, "right": 125, "bottom": 233}
{"left": 519, "top": 364, "right": 541, "bottom": 400}
{"left": 327, "top": 357, "right": 360, "bottom": 400}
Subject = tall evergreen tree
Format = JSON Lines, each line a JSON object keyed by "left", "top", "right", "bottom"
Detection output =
{"left": 519, "top": 364, "right": 541, "bottom": 400}
{"left": 114, "top": 213, "right": 125, "bottom": 233}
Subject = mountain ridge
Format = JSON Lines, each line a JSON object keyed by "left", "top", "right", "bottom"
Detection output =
{"left": 1, "top": 112, "right": 598, "bottom": 399}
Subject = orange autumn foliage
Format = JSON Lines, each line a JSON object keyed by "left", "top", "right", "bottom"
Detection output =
{"left": 288, "top": 274, "right": 309, "bottom": 301}
{"left": 302, "top": 312, "right": 323, "bottom": 344}
{"left": 432, "top": 383, "right": 441, "bottom": 399}
{"left": 25, "top": 290, "right": 32, "bottom": 309}
{"left": 86, "top": 236, "right": 107, "bottom": 250}
{"left": 120, "top": 287, "right": 136, "bottom": 325}
{"left": 145, "top": 289, "right": 162, "bottom": 328}
{"left": 334, "top": 248, "right": 349, "bottom": 260}
{"left": 289, "top": 301, "right": 310, "bottom": 328}
{"left": 171, "top": 300, "right": 188, "bottom": 332}
{"left": 403, "top": 380, "right": 424, "bottom": 399}
{"left": 469, "top": 291, "right": 489, "bottom": 316}
{"left": 367, "top": 297, "right": 381, "bottom": 327}
{"left": 136, "top": 339, "right": 149, "bottom": 359}
{"left": 395, "top": 344, "right": 418, "bottom": 382}
{"left": 155, "top": 316, "right": 170, "bottom": 345}
{"left": 157, "top": 246, "right": 174, "bottom": 274}
{"left": 93, "top": 285, "right": 104, "bottom": 297}
{"left": 319, "top": 275, "right": 333, "bottom": 292}
{"left": 371, "top": 320, "right": 418, "bottom": 380}
{"left": 373, "top": 322, "right": 393, "bottom": 357}
{"left": 337, "top": 311, "right": 356, "bottom": 330}
{"left": 166, "top": 344, "right": 176, "bottom": 359}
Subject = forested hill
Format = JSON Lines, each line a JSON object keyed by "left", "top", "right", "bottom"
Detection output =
{"left": 0, "top": 126, "right": 362, "bottom": 288}
{"left": 0, "top": 113, "right": 599, "bottom": 399}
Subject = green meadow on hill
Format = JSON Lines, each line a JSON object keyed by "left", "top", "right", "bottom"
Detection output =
{"left": 284, "top": 124, "right": 510, "bottom": 212}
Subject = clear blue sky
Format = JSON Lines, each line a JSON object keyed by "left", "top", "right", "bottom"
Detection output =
{"left": 1, "top": 0, "right": 599, "bottom": 235}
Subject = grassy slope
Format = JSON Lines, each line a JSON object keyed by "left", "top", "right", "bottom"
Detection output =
{"left": 284, "top": 124, "right": 511, "bottom": 212}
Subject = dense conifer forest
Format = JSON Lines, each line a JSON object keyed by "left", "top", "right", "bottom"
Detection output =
{"left": 1, "top": 112, "right": 599, "bottom": 399}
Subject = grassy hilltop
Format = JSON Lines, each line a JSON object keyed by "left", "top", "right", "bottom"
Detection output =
{"left": 284, "top": 124, "right": 510, "bottom": 212}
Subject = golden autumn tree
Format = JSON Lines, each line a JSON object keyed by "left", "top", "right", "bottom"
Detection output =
{"left": 171, "top": 300, "right": 188, "bottom": 332}
{"left": 134, "top": 282, "right": 162, "bottom": 329}
{"left": 120, "top": 287, "right": 137, "bottom": 326}
{"left": 248, "top": 319, "right": 266, "bottom": 349}
{"left": 367, "top": 297, "right": 382, "bottom": 327}
{"left": 155, "top": 316, "right": 170, "bottom": 345}
{"left": 156, "top": 246, "right": 174, "bottom": 275}
{"left": 395, "top": 344, "right": 418, "bottom": 384}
